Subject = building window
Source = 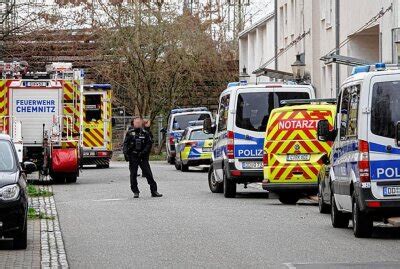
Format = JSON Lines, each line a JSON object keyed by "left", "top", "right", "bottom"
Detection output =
{"left": 320, "top": 0, "right": 326, "bottom": 20}
{"left": 326, "top": 0, "right": 333, "bottom": 28}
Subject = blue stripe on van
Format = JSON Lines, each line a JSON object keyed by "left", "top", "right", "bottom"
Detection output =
{"left": 369, "top": 142, "right": 400, "bottom": 155}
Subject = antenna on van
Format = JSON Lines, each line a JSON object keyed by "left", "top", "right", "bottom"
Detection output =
{"left": 280, "top": 98, "right": 337, "bottom": 106}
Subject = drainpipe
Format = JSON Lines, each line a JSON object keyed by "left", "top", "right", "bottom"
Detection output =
{"left": 274, "top": 0, "right": 278, "bottom": 71}
{"left": 335, "top": 0, "right": 340, "bottom": 96}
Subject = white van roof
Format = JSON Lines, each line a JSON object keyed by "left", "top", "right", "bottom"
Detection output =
{"left": 220, "top": 83, "right": 314, "bottom": 96}
{"left": 342, "top": 65, "right": 400, "bottom": 87}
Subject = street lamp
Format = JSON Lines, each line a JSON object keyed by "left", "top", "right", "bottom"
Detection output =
{"left": 239, "top": 66, "right": 250, "bottom": 82}
{"left": 291, "top": 54, "right": 306, "bottom": 82}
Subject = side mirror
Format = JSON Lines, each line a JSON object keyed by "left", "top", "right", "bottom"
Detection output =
{"left": 203, "top": 118, "right": 216, "bottom": 134}
{"left": 23, "top": 161, "right": 36, "bottom": 174}
{"left": 395, "top": 121, "right": 400, "bottom": 147}
{"left": 317, "top": 120, "right": 330, "bottom": 141}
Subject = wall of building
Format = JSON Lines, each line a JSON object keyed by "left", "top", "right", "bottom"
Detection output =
{"left": 242, "top": 0, "right": 399, "bottom": 98}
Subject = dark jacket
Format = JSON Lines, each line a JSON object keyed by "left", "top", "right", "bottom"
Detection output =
{"left": 123, "top": 127, "right": 153, "bottom": 159}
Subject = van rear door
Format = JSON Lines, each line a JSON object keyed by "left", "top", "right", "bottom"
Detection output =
{"left": 265, "top": 105, "right": 334, "bottom": 183}
{"left": 368, "top": 74, "right": 400, "bottom": 200}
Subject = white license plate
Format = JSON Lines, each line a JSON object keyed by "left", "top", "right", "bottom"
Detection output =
{"left": 84, "top": 152, "right": 96, "bottom": 156}
{"left": 286, "top": 154, "right": 310, "bottom": 161}
{"left": 242, "top": 161, "right": 263, "bottom": 169}
{"left": 383, "top": 186, "right": 400, "bottom": 196}
{"left": 202, "top": 148, "right": 212, "bottom": 152}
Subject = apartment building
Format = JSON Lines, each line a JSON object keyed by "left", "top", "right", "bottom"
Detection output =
{"left": 240, "top": 0, "right": 400, "bottom": 97}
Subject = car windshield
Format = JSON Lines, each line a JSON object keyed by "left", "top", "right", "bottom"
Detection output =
{"left": 190, "top": 130, "right": 214, "bottom": 140}
{"left": 235, "top": 91, "right": 310, "bottom": 132}
{"left": 172, "top": 113, "right": 210, "bottom": 131}
{"left": 0, "top": 140, "right": 16, "bottom": 172}
{"left": 371, "top": 81, "right": 400, "bottom": 139}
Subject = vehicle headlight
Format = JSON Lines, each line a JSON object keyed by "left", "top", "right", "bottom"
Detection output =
{"left": 0, "top": 184, "right": 20, "bottom": 201}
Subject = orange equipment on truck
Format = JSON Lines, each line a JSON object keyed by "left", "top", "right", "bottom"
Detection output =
{"left": 0, "top": 62, "right": 83, "bottom": 183}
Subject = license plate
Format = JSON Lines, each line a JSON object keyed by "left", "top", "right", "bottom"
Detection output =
{"left": 202, "top": 148, "right": 212, "bottom": 152}
{"left": 242, "top": 161, "right": 263, "bottom": 169}
{"left": 286, "top": 154, "right": 310, "bottom": 161}
{"left": 83, "top": 152, "right": 95, "bottom": 156}
{"left": 383, "top": 186, "right": 400, "bottom": 196}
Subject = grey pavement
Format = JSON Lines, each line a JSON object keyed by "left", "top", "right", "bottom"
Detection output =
{"left": 53, "top": 161, "right": 400, "bottom": 269}
{"left": 0, "top": 220, "right": 41, "bottom": 269}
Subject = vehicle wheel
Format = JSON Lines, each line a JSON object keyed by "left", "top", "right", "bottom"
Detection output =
{"left": 331, "top": 193, "right": 350, "bottom": 228}
{"left": 65, "top": 173, "right": 77, "bottom": 183}
{"left": 318, "top": 181, "right": 330, "bottom": 214}
{"left": 51, "top": 173, "right": 65, "bottom": 184}
{"left": 208, "top": 165, "right": 223, "bottom": 193}
{"left": 352, "top": 195, "right": 373, "bottom": 238}
{"left": 181, "top": 162, "right": 189, "bottom": 172}
{"left": 175, "top": 161, "right": 181, "bottom": 170}
{"left": 13, "top": 218, "right": 27, "bottom": 250}
{"left": 278, "top": 194, "right": 299, "bottom": 205}
{"left": 223, "top": 172, "right": 236, "bottom": 198}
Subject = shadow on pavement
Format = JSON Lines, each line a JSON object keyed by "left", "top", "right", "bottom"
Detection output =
{"left": 235, "top": 192, "right": 269, "bottom": 199}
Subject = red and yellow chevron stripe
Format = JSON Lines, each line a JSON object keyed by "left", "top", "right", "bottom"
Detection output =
{"left": 0, "top": 80, "right": 11, "bottom": 134}
{"left": 264, "top": 105, "right": 336, "bottom": 183}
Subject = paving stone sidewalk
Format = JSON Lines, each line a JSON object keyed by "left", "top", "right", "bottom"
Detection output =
{"left": 0, "top": 185, "right": 68, "bottom": 269}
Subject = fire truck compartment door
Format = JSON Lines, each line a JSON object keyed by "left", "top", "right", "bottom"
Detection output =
{"left": 10, "top": 88, "right": 61, "bottom": 145}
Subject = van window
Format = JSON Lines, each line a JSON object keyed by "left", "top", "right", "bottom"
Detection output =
{"left": 347, "top": 85, "right": 360, "bottom": 137}
{"left": 339, "top": 87, "right": 350, "bottom": 140}
{"left": 172, "top": 113, "right": 210, "bottom": 131}
{"left": 371, "top": 81, "right": 400, "bottom": 139}
{"left": 235, "top": 91, "right": 310, "bottom": 132}
{"left": 85, "top": 95, "right": 102, "bottom": 121}
{"left": 190, "top": 130, "right": 214, "bottom": 140}
{"left": 218, "top": 95, "right": 230, "bottom": 132}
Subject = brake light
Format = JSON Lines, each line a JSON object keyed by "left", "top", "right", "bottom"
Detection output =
{"left": 169, "top": 135, "right": 175, "bottom": 145}
{"left": 97, "top": 151, "right": 109, "bottom": 157}
{"left": 263, "top": 150, "right": 269, "bottom": 166}
{"left": 227, "top": 131, "right": 234, "bottom": 159}
{"left": 367, "top": 201, "right": 381, "bottom": 208}
{"left": 358, "top": 140, "right": 370, "bottom": 182}
{"left": 231, "top": 170, "right": 241, "bottom": 176}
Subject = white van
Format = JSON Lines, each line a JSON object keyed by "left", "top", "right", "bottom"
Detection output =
{"left": 317, "top": 63, "right": 400, "bottom": 238}
{"left": 165, "top": 107, "right": 212, "bottom": 164}
{"left": 204, "top": 82, "right": 315, "bottom": 198}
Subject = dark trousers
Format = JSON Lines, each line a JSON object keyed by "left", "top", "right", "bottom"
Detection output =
{"left": 129, "top": 157, "right": 157, "bottom": 194}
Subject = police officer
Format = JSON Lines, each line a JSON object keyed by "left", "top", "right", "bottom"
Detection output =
{"left": 123, "top": 117, "right": 162, "bottom": 198}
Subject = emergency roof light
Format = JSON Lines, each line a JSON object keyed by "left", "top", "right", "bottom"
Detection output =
{"left": 188, "top": 120, "right": 204, "bottom": 127}
{"left": 351, "top": 65, "right": 370, "bottom": 75}
{"left": 280, "top": 98, "right": 337, "bottom": 106}
{"left": 227, "top": 80, "right": 247, "bottom": 88}
{"left": 170, "top": 107, "right": 209, "bottom": 114}
{"left": 84, "top": 84, "right": 111, "bottom": 90}
{"left": 375, "top": 62, "right": 386, "bottom": 71}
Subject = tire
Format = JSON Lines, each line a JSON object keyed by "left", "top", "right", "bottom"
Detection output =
{"left": 223, "top": 172, "right": 236, "bottom": 198}
{"left": 51, "top": 173, "right": 65, "bottom": 184}
{"left": 352, "top": 195, "right": 373, "bottom": 238}
{"left": 318, "top": 181, "right": 330, "bottom": 214}
{"left": 13, "top": 218, "right": 27, "bottom": 250}
{"left": 65, "top": 173, "right": 77, "bottom": 183}
{"left": 331, "top": 193, "right": 350, "bottom": 228}
{"left": 278, "top": 194, "right": 299, "bottom": 205}
{"left": 208, "top": 165, "right": 223, "bottom": 193}
{"left": 181, "top": 162, "right": 189, "bottom": 172}
{"left": 175, "top": 161, "right": 181, "bottom": 170}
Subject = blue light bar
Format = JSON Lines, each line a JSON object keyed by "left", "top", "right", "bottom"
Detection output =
{"left": 170, "top": 107, "right": 209, "bottom": 114}
{"left": 351, "top": 65, "right": 370, "bottom": 75}
{"left": 85, "top": 84, "right": 112, "bottom": 89}
{"left": 375, "top": 63, "right": 386, "bottom": 71}
{"left": 188, "top": 120, "right": 204, "bottom": 127}
{"left": 227, "top": 82, "right": 240, "bottom": 88}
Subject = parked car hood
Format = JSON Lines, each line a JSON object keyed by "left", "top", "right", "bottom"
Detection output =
{"left": 0, "top": 171, "right": 19, "bottom": 188}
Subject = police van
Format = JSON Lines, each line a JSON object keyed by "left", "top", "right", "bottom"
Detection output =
{"left": 318, "top": 63, "right": 400, "bottom": 238}
{"left": 204, "top": 81, "right": 315, "bottom": 198}
{"left": 165, "top": 107, "right": 212, "bottom": 164}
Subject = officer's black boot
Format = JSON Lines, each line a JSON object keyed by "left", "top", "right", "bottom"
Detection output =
{"left": 133, "top": 193, "right": 139, "bottom": 198}
{"left": 151, "top": 192, "right": 163, "bottom": 198}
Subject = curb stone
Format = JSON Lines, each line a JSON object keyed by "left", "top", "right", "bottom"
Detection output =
{"left": 30, "top": 185, "right": 68, "bottom": 269}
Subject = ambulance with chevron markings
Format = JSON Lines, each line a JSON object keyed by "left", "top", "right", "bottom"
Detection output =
{"left": 262, "top": 99, "right": 336, "bottom": 204}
